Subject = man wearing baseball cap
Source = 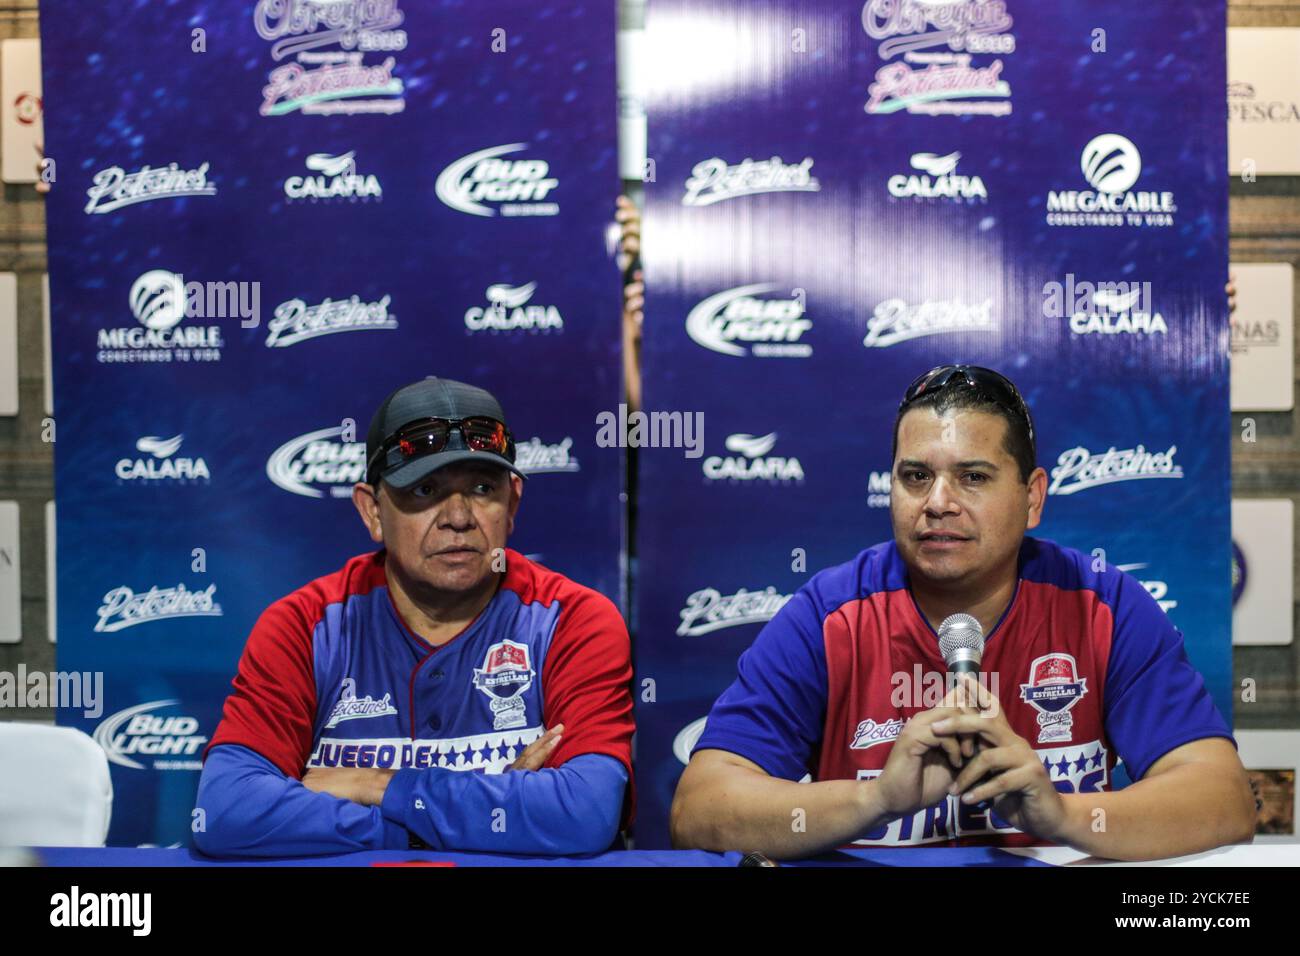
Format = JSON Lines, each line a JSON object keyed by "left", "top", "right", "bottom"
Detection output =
{"left": 194, "top": 376, "right": 634, "bottom": 857}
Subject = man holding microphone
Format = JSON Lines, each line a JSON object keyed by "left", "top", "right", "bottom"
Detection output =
{"left": 671, "top": 365, "right": 1255, "bottom": 860}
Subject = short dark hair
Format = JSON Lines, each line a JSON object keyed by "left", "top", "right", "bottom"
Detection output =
{"left": 892, "top": 387, "right": 1037, "bottom": 485}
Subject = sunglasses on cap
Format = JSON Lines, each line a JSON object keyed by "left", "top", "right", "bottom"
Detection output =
{"left": 367, "top": 416, "right": 516, "bottom": 483}
{"left": 899, "top": 364, "right": 1034, "bottom": 448}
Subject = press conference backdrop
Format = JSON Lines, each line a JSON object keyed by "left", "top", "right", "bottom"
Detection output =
{"left": 635, "top": 1, "right": 1232, "bottom": 846}
{"left": 40, "top": 3, "right": 623, "bottom": 846}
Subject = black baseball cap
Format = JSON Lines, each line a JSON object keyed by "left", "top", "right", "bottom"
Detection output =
{"left": 365, "top": 376, "right": 527, "bottom": 490}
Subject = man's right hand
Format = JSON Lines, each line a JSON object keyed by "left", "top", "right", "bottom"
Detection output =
{"left": 871, "top": 678, "right": 983, "bottom": 819}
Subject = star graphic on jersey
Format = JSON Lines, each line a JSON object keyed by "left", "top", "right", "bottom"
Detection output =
{"left": 1054, "top": 756, "right": 1070, "bottom": 776}
{"left": 1090, "top": 749, "right": 1103, "bottom": 769}
{"left": 1072, "top": 753, "right": 1087, "bottom": 773}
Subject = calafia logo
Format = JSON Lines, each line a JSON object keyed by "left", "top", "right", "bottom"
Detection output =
{"left": 686, "top": 284, "right": 812, "bottom": 358}
{"left": 887, "top": 151, "right": 988, "bottom": 202}
{"left": 267, "top": 425, "right": 366, "bottom": 498}
{"left": 93, "top": 699, "right": 208, "bottom": 771}
{"left": 1042, "top": 275, "right": 1167, "bottom": 337}
{"left": 284, "top": 151, "right": 382, "bottom": 201}
{"left": 1046, "top": 134, "right": 1177, "bottom": 228}
{"left": 703, "top": 432, "right": 804, "bottom": 482}
{"left": 464, "top": 282, "right": 564, "bottom": 333}
{"left": 435, "top": 144, "right": 558, "bottom": 217}
{"left": 115, "top": 434, "right": 210, "bottom": 483}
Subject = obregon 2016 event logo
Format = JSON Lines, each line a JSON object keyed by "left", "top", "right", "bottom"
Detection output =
{"left": 1048, "top": 443, "right": 1183, "bottom": 496}
{"left": 84, "top": 161, "right": 216, "bottom": 215}
{"left": 1019, "top": 653, "right": 1088, "bottom": 744}
{"left": 681, "top": 156, "right": 820, "bottom": 206}
{"left": 283, "top": 151, "right": 383, "bottom": 201}
{"left": 93, "top": 700, "right": 208, "bottom": 771}
{"left": 464, "top": 282, "right": 565, "bottom": 333}
{"left": 862, "top": 0, "right": 1016, "bottom": 117}
{"left": 686, "top": 284, "right": 813, "bottom": 358}
{"left": 265, "top": 293, "right": 398, "bottom": 348}
{"left": 436, "top": 144, "right": 559, "bottom": 217}
{"left": 677, "top": 585, "right": 794, "bottom": 636}
{"left": 1046, "top": 134, "right": 1177, "bottom": 228}
{"left": 886, "top": 151, "right": 988, "bottom": 202}
{"left": 473, "top": 640, "right": 535, "bottom": 730}
{"left": 863, "top": 297, "right": 995, "bottom": 348}
{"left": 702, "top": 432, "right": 805, "bottom": 483}
{"left": 115, "top": 434, "right": 210, "bottom": 483}
{"left": 255, "top": 0, "right": 407, "bottom": 117}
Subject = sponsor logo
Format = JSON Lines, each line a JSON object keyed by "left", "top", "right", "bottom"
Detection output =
{"left": 1115, "top": 562, "right": 1178, "bottom": 614}
{"left": 84, "top": 161, "right": 216, "bottom": 214}
{"left": 862, "top": 0, "right": 1016, "bottom": 117}
{"left": 464, "top": 282, "right": 564, "bottom": 333}
{"left": 324, "top": 678, "right": 398, "bottom": 729}
{"left": 887, "top": 151, "right": 987, "bottom": 201}
{"left": 863, "top": 297, "right": 994, "bottom": 348}
{"left": 255, "top": 0, "right": 407, "bottom": 116}
{"left": 515, "top": 437, "right": 580, "bottom": 475}
{"left": 703, "top": 432, "right": 805, "bottom": 482}
{"left": 1228, "top": 80, "right": 1300, "bottom": 124}
{"left": 284, "top": 151, "right": 382, "bottom": 201}
{"left": 1231, "top": 540, "right": 1246, "bottom": 607}
{"left": 682, "top": 156, "right": 820, "bottom": 206}
{"left": 94, "top": 583, "right": 222, "bottom": 633}
{"left": 472, "top": 640, "right": 535, "bottom": 730}
{"left": 307, "top": 727, "right": 544, "bottom": 774}
{"left": 267, "top": 425, "right": 366, "bottom": 498}
{"left": 96, "top": 271, "right": 227, "bottom": 364}
{"left": 1048, "top": 444, "right": 1183, "bottom": 496}
{"left": 265, "top": 293, "right": 397, "bottom": 347}
{"left": 673, "top": 716, "right": 709, "bottom": 765}
{"left": 93, "top": 700, "right": 208, "bottom": 770}
{"left": 1231, "top": 315, "right": 1280, "bottom": 354}
{"left": 1019, "top": 653, "right": 1088, "bottom": 744}
{"left": 850, "top": 717, "right": 904, "bottom": 750}
{"left": 1046, "top": 134, "right": 1177, "bottom": 228}
{"left": 435, "top": 144, "right": 559, "bottom": 217}
{"left": 867, "top": 469, "right": 892, "bottom": 508}
{"left": 677, "top": 586, "right": 794, "bottom": 636}
{"left": 115, "top": 435, "right": 210, "bottom": 483}
{"left": 1042, "top": 275, "right": 1166, "bottom": 336}
{"left": 686, "top": 284, "right": 812, "bottom": 357}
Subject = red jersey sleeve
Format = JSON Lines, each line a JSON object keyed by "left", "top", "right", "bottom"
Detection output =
{"left": 540, "top": 589, "right": 635, "bottom": 812}
{"left": 204, "top": 596, "right": 318, "bottom": 779}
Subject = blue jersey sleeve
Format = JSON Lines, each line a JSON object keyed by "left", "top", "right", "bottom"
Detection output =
{"left": 690, "top": 586, "right": 829, "bottom": 781}
{"left": 379, "top": 752, "right": 627, "bottom": 855}
{"left": 193, "top": 743, "right": 409, "bottom": 857}
{"left": 1102, "top": 570, "right": 1234, "bottom": 781}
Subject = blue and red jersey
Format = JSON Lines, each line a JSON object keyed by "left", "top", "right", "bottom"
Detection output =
{"left": 693, "top": 534, "right": 1233, "bottom": 847}
{"left": 207, "top": 548, "right": 634, "bottom": 808}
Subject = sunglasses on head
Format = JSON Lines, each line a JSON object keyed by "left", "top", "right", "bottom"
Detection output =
{"left": 900, "top": 364, "right": 1034, "bottom": 447}
{"left": 367, "top": 416, "right": 515, "bottom": 485}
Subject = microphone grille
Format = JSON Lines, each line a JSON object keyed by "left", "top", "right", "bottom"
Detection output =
{"left": 937, "top": 612, "right": 984, "bottom": 660}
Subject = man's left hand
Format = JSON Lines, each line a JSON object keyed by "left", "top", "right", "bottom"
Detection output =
{"left": 930, "top": 676, "right": 1070, "bottom": 842}
{"left": 301, "top": 767, "right": 396, "bottom": 807}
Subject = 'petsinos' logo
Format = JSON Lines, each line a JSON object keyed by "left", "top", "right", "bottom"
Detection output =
{"left": 1048, "top": 444, "right": 1183, "bottom": 496}
{"left": 677, "top": 586, "right": 794, "bottom": 636}
{"left": 682, "top": 156, "right": 820, "bottom": 206}
{"left": 285, "top": 151, "right": 382, "bottom": 201}
{"left": 115, "top": 434, "right": 211, "bottom": 483}
{"left": 863, "top": 297, "right": 995, "bottom": 348}
{"left": 465, "top": 282, "right": 564, "bottom": 333}
{"left": 94, "top": 583, "right": 222, "bottom": 633}
{"left": 887, "top": 152, "right": 988, "bottom": 202}
{"left": 85, "top": 161, "right": 216, "bottom": 215}
{"left": 515, "top": 437, "right": 580, "bottom": 474}
{"left": 435, "top": 144, "right": 559, "bottom": 217}
{"left": 1046, "top": 134, "right": 1177, "bottom": 228}
{"left": 93, "top": 700, "right": 208, "bottom": 771}
{"left": 266, "top": 294, "right": 398, "bottom": 347}
{"left": 267, "top": 425, "right": 366, "bottom": 498}
{"left": 703, "top": 432, "right": 805, "bottom": 482}
{"left": 686, "top": 284, "right": 812, "bottom": 358}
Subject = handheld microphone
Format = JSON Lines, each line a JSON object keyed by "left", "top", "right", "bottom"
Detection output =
{"left": 937, "top": 612, "right": 984, "bottom": 678}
